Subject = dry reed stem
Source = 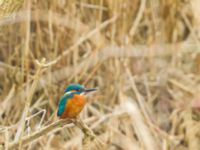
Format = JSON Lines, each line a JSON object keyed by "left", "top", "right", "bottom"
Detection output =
{"left": 129, "top": 0, "right": 146, "bottom": 37}
{"left": 120, "top": 92, "right": 158, "bottom": 150}
{"left": 24, "top": 42, "right": 197, "bottom": 95}
{"left": 53, "top": 15, "right": 118, "bottom": 63}
{"left": 1, "top": 118, "right": 97, "bottom": 150}
{"left": 16, "top": 58, "right": 46, "bottom": 149}
{"left": 72, "top": 118, "right": 95, "bottom": 143}
{"left": 0, "top": 10, "right": 88, "bottom": 33}
{"left": 168, "top": 78, "right": 195, "bottom": 95}
{"left": 0, "top": 0, "right": 23, "bottom": 16}
{"left": 1, "top": 110, "right": 127, "bottom": 149}
{"left": 7, "top": 119, "right": 71, "bottom": 150}
{"left": 0, "top": 1, "right": 198, "bottom": 150}
{"left": 126, "top": 65, "right": 183, "bottom": 142}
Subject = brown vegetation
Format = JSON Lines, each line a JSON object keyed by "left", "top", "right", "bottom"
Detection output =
{"left": 0, "top": 0, "right": 200, "bottom": 150}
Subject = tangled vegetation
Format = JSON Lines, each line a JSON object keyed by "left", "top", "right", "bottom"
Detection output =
{"left": 0, "top": 0, "right": 200, "bottom": 150}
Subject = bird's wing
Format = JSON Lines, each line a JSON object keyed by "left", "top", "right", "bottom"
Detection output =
{"left": 57, "top": 94, "right": 71, "bottom": 116}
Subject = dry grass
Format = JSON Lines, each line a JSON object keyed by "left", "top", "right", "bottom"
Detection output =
{"left": 0, "top": 0, "right": 200, "bottom": 150}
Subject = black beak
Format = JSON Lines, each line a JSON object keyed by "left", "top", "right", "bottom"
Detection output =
{"left": 84, "top": 88, "right": 98, "bottom": 93}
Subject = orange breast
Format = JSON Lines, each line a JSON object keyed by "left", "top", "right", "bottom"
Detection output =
{"left": 60, "top": 94, "right": 86, "bottom": 119}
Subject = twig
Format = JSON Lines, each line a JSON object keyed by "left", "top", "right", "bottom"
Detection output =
{"left": 15, "top": 58, "right": 55, "bottom": 149}
{"left": 15, "top": 58, "right": 46, "bottom": 148}
{"left": 168, "top": 78, "right": 195, "bottom": 95}
{"left": 72, "top": 118, "right": 95, "bottom": 144}
{"left": 7, "top": 119, "right": 72, "bottom": 149}
{"left": 1, "top": 117, "right": 100, "bottom": 150}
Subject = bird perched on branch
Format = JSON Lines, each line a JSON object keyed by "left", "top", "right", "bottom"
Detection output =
{"left": 57, "top": 84, "right": 97, "bottom": 119}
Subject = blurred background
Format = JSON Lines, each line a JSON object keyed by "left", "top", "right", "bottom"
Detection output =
{"left": 1, "top": 0, "right": 200, "bottom": 150}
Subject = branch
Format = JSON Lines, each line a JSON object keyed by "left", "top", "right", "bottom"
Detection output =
{"left": 0, "top": 118, "right": 98, "bottom": 150}
{"left": 72, "top": 118, "right": 95, "bottom": 144}
{"left": 7, "top": 119, "right": 72, "bottom": 149}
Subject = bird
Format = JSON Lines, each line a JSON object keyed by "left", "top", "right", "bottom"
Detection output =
{"left": 57, "top": 83, "right": 97, "bottom": 119}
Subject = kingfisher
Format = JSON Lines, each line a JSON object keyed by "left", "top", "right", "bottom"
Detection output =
{"left": 57, "top": 84, "right": 97, "bottom": 119}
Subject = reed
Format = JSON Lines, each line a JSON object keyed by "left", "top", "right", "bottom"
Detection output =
{"left": 0, "top": 0, "right": 200, "bottom": 150}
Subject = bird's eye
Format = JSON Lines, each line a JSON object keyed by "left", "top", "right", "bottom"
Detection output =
{"left": 77, "top": 88, "right": 84, "bottom": 92}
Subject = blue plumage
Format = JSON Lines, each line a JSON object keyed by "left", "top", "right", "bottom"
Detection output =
{"left": 57, "top": 91, "right": 82, "bottom": 116}
{"left": 57, "top": 94, "right": 73, "bottom": 116}
{"left": 57, "top": 84, "right": 85, "bottom": 117}
{"left": 64, "top": 84, "right": 84, "bottom": 93}
{"left": 57, "top": 83, "right": 97, "bottom": 118}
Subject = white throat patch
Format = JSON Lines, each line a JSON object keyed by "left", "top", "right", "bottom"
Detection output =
{"left": 64, "top": 91, "right": 73, "bottom": 96}
{"left": 64, "top": 91, "right": 85, "bottom": 96}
